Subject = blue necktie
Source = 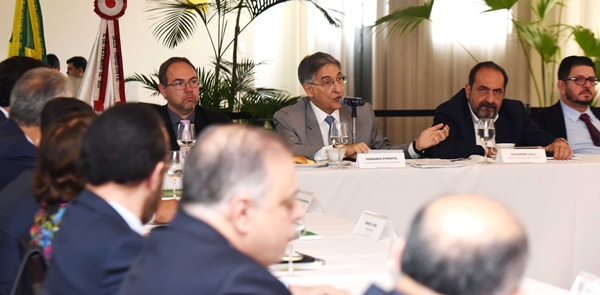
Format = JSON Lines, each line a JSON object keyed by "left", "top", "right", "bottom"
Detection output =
{"left": 324, "top": 115, "right": 335, "bottom": 139}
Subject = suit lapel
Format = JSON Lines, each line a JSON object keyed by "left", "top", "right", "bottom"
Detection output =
{"left": 461, "top": 98, "right": 477, "bottom": 144}
{"left": 305, "top": 99, "right": 323, "bottom": 146}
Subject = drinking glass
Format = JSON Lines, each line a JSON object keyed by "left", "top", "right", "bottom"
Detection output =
{"left": 177, "top": 123, "right": 196, "bottom": 160}
{"left": 165, "top": 151, "right": 183, "bottom": 200}
{"left": 329, "top": 122, "right": 349, "bottom": 169}
{"left": 476, "top": 118, "right": 495, "bottom": 164}
{"left": 287, "top": 217, "right": 306, "bottom": 276}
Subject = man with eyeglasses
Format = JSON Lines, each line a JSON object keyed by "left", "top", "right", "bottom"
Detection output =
{"left": 157, "top": 57, "right": 230, "bottom": 150}
{"left": 427, "top": 61, "right": 573, "bottom": 160}
{"left": 274, "top": 52, "right": 449, "bottom": 160}
{"left": 530, "top": 56, "right": 600, "bottom": 154}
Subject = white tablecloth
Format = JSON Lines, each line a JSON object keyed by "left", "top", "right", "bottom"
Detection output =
{"left": 277, "top": 213, "right": 568, "bottom": 295}
{"left": 295, "top": 155, "right": 600, "bottom": 289}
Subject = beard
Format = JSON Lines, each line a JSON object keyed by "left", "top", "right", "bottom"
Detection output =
{"left": 141, "top": 186, "right": 163, "bottom": 224}
{"left": 470, "top": 101, "right": 498, "bottom": 119}
{"left": 565, "top": 88, "right": 594, "bottom": 107}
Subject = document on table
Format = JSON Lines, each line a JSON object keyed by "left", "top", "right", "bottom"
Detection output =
{"left": 408, "top": 159, "right": 464, "bottom": 169}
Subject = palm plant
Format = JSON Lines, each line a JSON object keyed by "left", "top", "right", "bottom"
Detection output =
{"left": 570, "top": 26, "right": 600, "bottom": 105}
{"left": 129, "top": 0, "right": 341, "bottom": 124}
{"left": 371, "top": 0, "right": 598, "bottom": 107}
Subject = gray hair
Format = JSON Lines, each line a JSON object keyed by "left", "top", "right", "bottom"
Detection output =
{"left": 297, "top": 52, "right": 341, "bottom": 85}
{"left": 181, "top": 125, "right": 291, "bottom": 208}
{"left": 9, "top": 67, "right": 73, "bottom": 126}
{"left": 401, "top": 206, "right": 528, "bottom": 295}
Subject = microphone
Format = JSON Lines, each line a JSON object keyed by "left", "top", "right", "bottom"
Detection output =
{"left": 340, "top": 96, "right": 365, "bottom": 107}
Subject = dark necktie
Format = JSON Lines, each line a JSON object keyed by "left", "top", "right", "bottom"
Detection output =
{"left": 324, "top": 115, "right": 335, "bottom": 139}
{"left": 579, "top": 113, "right": 600, "bottom": 146}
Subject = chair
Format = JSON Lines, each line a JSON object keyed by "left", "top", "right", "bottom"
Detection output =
{"left": 9, "top": 237, "right": 49, "bottom": 295}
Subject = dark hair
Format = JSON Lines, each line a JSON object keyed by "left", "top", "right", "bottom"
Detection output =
{"left": 46, "top": 54, "right": 60, "bottom": 69}
{"left": 10, "top": 68, "right": 73, "bottom": 126}
{"left": 557, "top": 56, "right": 596, "bottom": 80}
{"left": 40, "top": 97, "right": 95, "bottom": 135}
{"left": 401, "top": 207, "right": 529, "bottom": 295}
{"left": 0, "top": 56, "right": 48, "bottom": 107}
{"left": 158, "top": 57, "right": 196, "bottom": 85}
{"left": 468, "top": 61, "right": 509, "bottom": 89}
{"left": 81, "top": 103, "right": 168, "bottom": 186}
{"left": 33, "top": 113, "right": 96, "bottom": 203}
{"left": 66, "top": 56, "right": 87, "bottom": 72}
{"left": 297, "top": 52, "right": 341, "bottom": 84}
{"left": 181, "top": 125, "right": 290, "bottom": 207}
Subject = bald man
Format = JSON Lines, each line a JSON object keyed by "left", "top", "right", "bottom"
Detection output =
{"left": 365, "top": 195, "right": 528, "bottom": 295}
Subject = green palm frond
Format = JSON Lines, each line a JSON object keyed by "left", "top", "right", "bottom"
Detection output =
{"left": 125, "top": 72, "right": 161, "bottom": 96}
{"left": 482, "top": 0, "right": 518, "bottom": 12}
{"left": 533, "top": 0, "right": 563, "bottom": 20}
{"left": 305, "top": 1, "right": 342, "bottom": 28}
{"left": 370, "top": 0, "right": 434, "bottom": 37}
{"left": 146, "top": 0, "right": 201, "bottom": 48}
{"left": 240, "top": 89, "right": 300, "bottom": 120}
{"left": 514, "top": 21, "right": 559, "bottom": 63}
{"left": 570, "top": 26, "right": 600, "bottom": 58}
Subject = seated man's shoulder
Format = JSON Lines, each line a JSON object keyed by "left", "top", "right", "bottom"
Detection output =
{"left": 275, "top": 97, "right": 307, "bottom": 115}
{"left": 363, "top": 285, "right": 404, "bottom": 295}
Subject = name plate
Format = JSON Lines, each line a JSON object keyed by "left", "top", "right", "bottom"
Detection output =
{"left": 356, "top": 153, "right": 406, "bottom": 168}
{"left": 353, "top": 211, "right": 398, "bottom": 240}
{"left": 569, "top": 271, "right": 600, "bottom": 295}
{"left": 295, "top": 190, "right": 324, "bottom": 213}
{"left": 497, "top": 148, "right": 547, "bottom": 163}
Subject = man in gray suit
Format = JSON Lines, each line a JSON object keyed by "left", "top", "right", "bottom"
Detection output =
{"left": 274, "top": 52, "right": 448, "bottom": 160}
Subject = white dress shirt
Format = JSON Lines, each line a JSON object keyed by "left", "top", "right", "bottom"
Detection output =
{"left": 561, "top": 100, "right": 600, "bottom": 154}
{"left": 0, "top": 107, "right": 8, "bottom": 119}
{"left": 107, "top": 200, "right": 144, "bottom": 236}
{"left": 468, "top": 102, "right": 498, "bottom": 149}
{"left": 310, "top": 101, "right": 340, "bottom": 161}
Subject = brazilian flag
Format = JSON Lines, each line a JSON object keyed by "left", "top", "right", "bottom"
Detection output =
{"left": 8, "top": 0, "right": 47, "bottom": 62}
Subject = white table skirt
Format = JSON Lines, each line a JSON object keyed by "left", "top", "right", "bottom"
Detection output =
{"left": 277, "top": 213, "right": 568, "bottom": 295}
{"left": 295, "top": 155, "right": 600, "bottom": 289}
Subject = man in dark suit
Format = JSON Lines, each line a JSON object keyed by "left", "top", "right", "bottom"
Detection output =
{"left": 42, "top": 104, "right": 168, "bottom": 295}
{"left": 427, "top": 61, "right": 573, "bottom": 160}
{"left": 0, "top": 68, "right": 73, "bottom": 191}
{"left": 0, "top": 56, "right": 48, "bottom": 126}
{"left": 156, "top": 57, "right": 230, "bottom": 150}
{"left": 365, "top": 195, "right": 529, "bottom": 295}
{"left": 274, "top": 52, "right": 448, "bottom": 160}
{"left": 530, "top": 56, "right": 600, "bottom": 154}
{"left": 119, "top": 125, "right": 348, "bottom": 295}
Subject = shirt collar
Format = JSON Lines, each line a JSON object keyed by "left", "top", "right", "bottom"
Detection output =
{"left": 309, "top": 100, "right": 340, "bottom": 124}
{"left": 0, "top": 107, "right": 8, "bottom": 118}
{"left": 106, "top": 200, "right": 144, "bottom": 235}
{"left": 167, "top": 106, "right": 195, "bottom": 126}
{"left": 560, "top": 99, "right": 591, "bottom": 123}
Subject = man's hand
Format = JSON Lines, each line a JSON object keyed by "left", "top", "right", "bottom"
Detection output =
{"left": 344, "top": 142, "right": 370, "bottom": 159}
{"left": 289, "top": 285, "right": 351, "bottom": 295}
{"left": 415, "top": 123, "right": 450, "bottom": 151}
{"left": 544, "top": 138, "right": 573, "bottom": 160}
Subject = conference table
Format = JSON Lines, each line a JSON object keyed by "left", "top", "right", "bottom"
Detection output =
{"left": 295, "top": 154, "right": 600, "bottom": 289}
{"left": 275, "top": 213, "right": 569, "bottom": 295}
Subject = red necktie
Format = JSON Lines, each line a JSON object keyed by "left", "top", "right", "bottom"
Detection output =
{"left": 579, "top": 113, "right": 600, "bottom": 146}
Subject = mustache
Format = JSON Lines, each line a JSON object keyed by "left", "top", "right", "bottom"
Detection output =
{"left": 478, "top": 102, "right": 497, "bottom": 110}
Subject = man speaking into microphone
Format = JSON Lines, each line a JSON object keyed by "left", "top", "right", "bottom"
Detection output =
{"left": 274, "top": 52, "right": 449, "bottom": 160}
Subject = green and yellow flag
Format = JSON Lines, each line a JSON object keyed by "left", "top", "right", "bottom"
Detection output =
{"left": 8, "top": 0, "right": 47, "bottom": 62}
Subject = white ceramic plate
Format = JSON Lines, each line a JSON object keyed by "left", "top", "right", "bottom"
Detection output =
{"left": 295, "top": 163, "right": 326, "bottom": 169}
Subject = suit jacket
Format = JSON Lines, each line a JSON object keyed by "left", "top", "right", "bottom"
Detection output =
{"left": 0, "top": 170, "right": 37, "bottom": 295}
{"left": 118, "top": 211, "right": 291, "bottom": 295}
{"left": 0, "top": 120, "right": 37, "bottom": 191}
{"left": 0, "top": 111, "right": 6, "bottom": 125}
{"left": 273, "top": 97, "right": 411, "bottom": 158}
{"left": 157, "top": 104, "right": 231, "bottom": 151}
{"left": 427, "top": 89, "right": 557, "bottom": 159}
{"left": 529, "top": 101, "right": 600, "bottom": 139}
{"left": 42, "top": 189, "right": 144, "bottom": 295}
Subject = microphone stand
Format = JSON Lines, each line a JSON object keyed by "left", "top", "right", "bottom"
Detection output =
{"left": 351, "top": 106, "right": 357, "bottom": 144}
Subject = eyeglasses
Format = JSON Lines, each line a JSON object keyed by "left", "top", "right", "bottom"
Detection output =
{"left": 166, "top": 79, "right": 200, "bottom": 90}
{"left": 307, "top": 75, "right": 347, "bottom": 90}
{"left": 563, "top": 77, "right": 599, "bottom": 86}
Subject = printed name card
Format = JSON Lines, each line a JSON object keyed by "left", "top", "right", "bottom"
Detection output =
{"left": 569, "top": 271, "right": 600, "bottom": 295}
{"left": 356, "top": 153, "right": 406, "bottom": 168}
{"left": 295, "top": 190, "right": 324, "bottom": 213}
{"left": 353, "top": 211, "right": 398, "bottom": 240}
{"left": 497, "top": 148, "right": 547, "bottom": 163}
